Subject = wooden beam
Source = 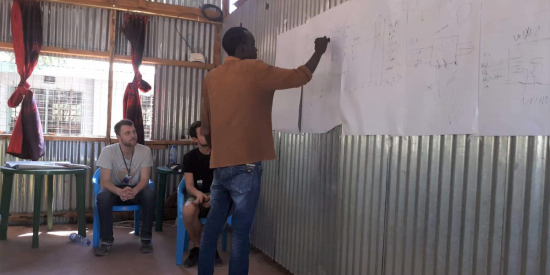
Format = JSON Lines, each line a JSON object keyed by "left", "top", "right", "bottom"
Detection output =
{"left": 0, "top": 134, "right": 194, "bottom": 145}
{"left": 222, "top": 0, "right": 229, "bottom": 18}
{"left": 43, "top": 136, "right": 106, "bottom": 142}
{"left": 39, "top": 0, "right": 221, "bottom": 24}
{"left": 0, "top": 135, "right": 105, "bottom": 142}
{"left": 0, "top": 42, "right": 10, "bottom": 50}
{"left": 42, "top": 46, "right": 110, "bottom": 58}
{"left": 145, "top": 140, "right": 195, "bottom": 145}
{"left": 106, "top": 10, "right": 117, "bottom": 145}
{"left": 0, "top": 42, "right": 110, "bottom": 59}
{"left": 111, "top": 139, "right": 195, "bottom": 146}
{"left": 1, "top": 42, "right": 216, "bottom": 70}
{"left": 114, "top": 55, "right": 216, "bottom": 70}
{"left": 214, "top": 24, "right": 222, "bottom": 66}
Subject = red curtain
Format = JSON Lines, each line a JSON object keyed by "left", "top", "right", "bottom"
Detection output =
{"left": 121, "top": 13, "right": 151, "bottom": 145}
{"left": 8, "top": 0, "right": 44, "bottom": 160}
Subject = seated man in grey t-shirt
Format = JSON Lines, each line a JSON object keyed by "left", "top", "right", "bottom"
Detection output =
{"left": 94, "top": 119, "right": 154, "bottom": 257}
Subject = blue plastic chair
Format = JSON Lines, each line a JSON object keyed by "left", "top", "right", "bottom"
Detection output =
{"left": 176, "top": 178, "right": 232, "bottom": 265}
{"left": 92, "top": 168, "right": 154, "bottom": 248}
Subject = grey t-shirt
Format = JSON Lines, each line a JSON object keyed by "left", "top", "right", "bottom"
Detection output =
{"left": 97, "top": 144, "right": 154, "bottom": 187}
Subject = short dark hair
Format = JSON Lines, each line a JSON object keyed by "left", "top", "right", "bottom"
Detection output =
{"left": 222, "top": 27, "right": 249, "bottom": 56}
{"left": 114, "top": 119, "right": 134, "bottom": 136}
{"left": 188, "top": 121, "right": 201, "bottom": 139}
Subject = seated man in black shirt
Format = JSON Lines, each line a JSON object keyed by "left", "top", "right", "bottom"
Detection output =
{"left": 182, "top": 121, "right": 222, "bottom": 268}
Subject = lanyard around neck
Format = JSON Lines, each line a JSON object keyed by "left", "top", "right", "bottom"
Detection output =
{"left": 119, "top": 144, "right": 134, "bottom": 175}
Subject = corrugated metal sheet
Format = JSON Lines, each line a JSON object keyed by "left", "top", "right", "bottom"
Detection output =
{"left": 337, "top": 134, "right": 389, "bottom": 275}
{"left": 385, "top": 135, "right": 550, "bottom": 275}
{"left": 1, "top": 0, "right": 217, "bottom": 56}
{"left": 152, "top": 64, "right": 206, "bottom": 140}
{"left": 41, "top": 2, "right": 111, "bottom": 51}
{"left": 0, "top": 0, "right": 111, "bottom": 51}
{"left": 250, "top": 127, "right": 344, "bottom": 275}
{"left": 115, "top": 12, "right": 215, "bottom": 64}
{"left": 0, "top": 0, "right": 12, "bottom": 43}
{"left": 252, "top": 134, "right": 550, "bottom": 275}
{"left": 226, "top": 1, "right": 550, "bottom": 275}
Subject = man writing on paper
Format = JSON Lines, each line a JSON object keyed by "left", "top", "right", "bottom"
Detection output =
{"left": 199, "top": 26, "right": 330, "bottom": 275}
{"left": 95, "top": 119, "right": 155, "bottom": 256}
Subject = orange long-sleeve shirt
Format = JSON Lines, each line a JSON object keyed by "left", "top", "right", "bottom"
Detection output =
{"left": 201, "top": 56, "right": 313, "bottom": 168}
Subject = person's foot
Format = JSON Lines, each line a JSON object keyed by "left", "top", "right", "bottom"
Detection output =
{"left": 215, "top": 250, "right": 223, "bottom": 267}
{"left": 184, "top": 247, "right": 200, "bottom": 268}
{"left": 140, "top": 239, "right": 154, "bottom": 254}
{"left": 94, "top": 242, "right": 112, "bottom": 256}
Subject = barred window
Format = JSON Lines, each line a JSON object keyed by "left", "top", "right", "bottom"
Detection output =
{"left": 8, "top": 88, "right": 84, "bottom": 135}
{"left": 0, "top": 51, "right": 155, "bottom": 139}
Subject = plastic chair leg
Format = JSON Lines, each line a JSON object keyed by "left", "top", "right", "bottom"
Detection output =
{"left": 93, "top": 208, "right": 100, "bottom": 248}
{"left": 176, "top": 217, "right": 185, "bottom": 265}
{"left": 134, "top": 209, "right": 141, "bottom": 236}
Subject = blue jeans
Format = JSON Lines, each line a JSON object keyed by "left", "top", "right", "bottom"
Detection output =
{"left": 198, "top": 162, "right": 263, "bottom": 275}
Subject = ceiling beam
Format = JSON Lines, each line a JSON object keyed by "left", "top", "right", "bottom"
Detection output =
{"left": 0, "top": 42, "right": 216, "bottom": 70}
{"left": 41, "top": 0, "right": 221, "bottom": 24}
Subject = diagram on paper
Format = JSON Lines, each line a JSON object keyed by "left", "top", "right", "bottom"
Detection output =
{"left": 403, "top": 0, "right": 480, "bottom": 134}
{"left": 340, "top": 0, "right": 407, "bottom": 135}
{"left": 479, "top": 5, "right": 550, "bottom": 135}
{"left": 481, "top": 25, "right": 550, "bottom": 103}
{"left": 409, "top": 35, "right": 477, "bottom": 69}
{"left": 300, "top": 3, "right": 348, "bottom": 133}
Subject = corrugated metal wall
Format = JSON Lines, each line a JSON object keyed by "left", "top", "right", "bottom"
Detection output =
{"left": 115, "top": 12, "right": 216, "bottom": 64}
{"left": 337, "top": 134, "right": 389, "bottom": 275}
{"left": 225, "top": 1, "right": 550, "bottom": 275}
{"left": 0, "top": 0, "right": 12, "bottom": 42}
{"left": 0, "top": 0, "right": 220, "bottom": 47}
{"left": 384, "top": 135, "right": 550, "bottom": 275}
{"left": 251, "top": 128, "right": 343, "bottom": 275}
{"left": 0, "top": 1, "right": 111, "bottom": 51}
{"left": 0, "top": 0, "right": 211, "bottom": 218}
{"left": 152, "top": 65, "right": 205, "bottom": 140}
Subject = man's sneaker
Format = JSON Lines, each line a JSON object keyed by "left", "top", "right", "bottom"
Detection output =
{"left": 184, "top": 247, "right": 200, "bottom": 268}
{"left": 140, "top": 239, "right": 154, "bottom": 254}
{"left": 94, "top": 242, "right": 112, "bottom": 256}
{"left": 215, "top": 250, "right": 223, "bottom": 267}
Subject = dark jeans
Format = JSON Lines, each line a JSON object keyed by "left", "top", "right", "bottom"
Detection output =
{"left": 96, "top": 186, "right": 155, "bottom": 243}
{"left": 199, "top": 162, "right": 263, "bottom": 275}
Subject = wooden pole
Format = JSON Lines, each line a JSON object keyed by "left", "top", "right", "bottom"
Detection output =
{"left": 222, "top": 0, "right": 229, "bottom": 18}
{"left": 218, "top": 0, "right": 229, "bottom": 66}
{"left": 214, "top": 24, "right": 222, "bottom": 66}
{"left": 106, "top": 10, "right": 117, "bottom": 145}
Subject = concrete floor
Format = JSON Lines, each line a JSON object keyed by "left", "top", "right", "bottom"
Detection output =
{"left": 0, "top": 223, "right": 289, "bottom": 275}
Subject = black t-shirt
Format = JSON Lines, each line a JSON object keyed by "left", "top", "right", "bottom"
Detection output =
{"left": 182, "top": 148, "right": 213, "bottom": 193}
